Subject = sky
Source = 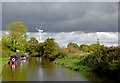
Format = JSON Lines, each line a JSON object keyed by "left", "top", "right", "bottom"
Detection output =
{"left": 1, "top": 31, "right": 118, "bottom": 47}
{"left": 2, "top": 2, "right": 118, "bottom": 32}
{"left": 0, "top": 0, "right": 119, "bottom": 47}
{"left": 27, "top": 31, "right": 118, "bottom": 47}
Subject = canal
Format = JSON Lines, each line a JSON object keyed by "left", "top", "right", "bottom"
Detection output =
{"left": 1, "top": 57, "right": 114, "bottom": 82}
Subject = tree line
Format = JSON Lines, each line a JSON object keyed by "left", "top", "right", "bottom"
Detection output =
{"left": 1, "top": 21, "right": 100, "bottom": 59}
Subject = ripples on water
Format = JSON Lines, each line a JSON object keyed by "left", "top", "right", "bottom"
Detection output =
{"left": 1, "top": 57, "right": 114, "bottom": 82}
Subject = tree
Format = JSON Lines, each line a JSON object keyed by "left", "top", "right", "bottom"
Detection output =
{"left": 67, "top": 42, "right": 79, "bottom": 48}
{"left": 89, "top": 43, "right": 98, "bottom": 51}
{"left": 43, "top": 38, "right": 60, "bottom": 60}
{"left": 2, "top": 21, "right": 29, "bottom": 53}
{"left": 79, "top": 44, "right": 89, "bottom": 52}
{"left": 82, "top": 46, "right": 89, "bottom": 52}
{"left": 28, "top": 37, "right": 39, "bottom": 45}
{"left": 27, "top": 37, "right": 39, "bottom": 54}
{"left": 36, "top": 43, "right": 45, "bottom": 56}
{"left": 79, "top": 44, "right": 87, "bottom": 50}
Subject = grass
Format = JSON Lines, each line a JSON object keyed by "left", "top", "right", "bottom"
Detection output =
{"left": 0, "top": 48, "right": 14, "bottom": 72}
{"left": 54, "top": 56, "right": 93, "bottom": 72}
{"left": 0, "top": 58, "right": 10, "bottom": 72}
{"left": 54, "top": 47, "right": 120, "bottom": 81}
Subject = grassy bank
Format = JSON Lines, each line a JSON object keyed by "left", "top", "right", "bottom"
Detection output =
{"left": 0, "top": 58, "right": 9, "bottom": 72}
{"left": 54, "top": 56, "right": 93, "bottom": 71}
{"left": 54, "top": 46, "right": 120, "bottom": 81}
{"left": 0, "top": 49, "right": 14, "bottom": 72}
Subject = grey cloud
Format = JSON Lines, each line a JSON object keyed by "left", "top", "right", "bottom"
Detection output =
{"left": 1, "top": 31, "right": 118, "bottom": 47}
{"left": 27, "top": 31, "right": 118, "bottom": 47}
{"left": 2, "top": 2, "right": 118, "bottom": 32}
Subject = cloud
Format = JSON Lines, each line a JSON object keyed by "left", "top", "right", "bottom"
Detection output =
{"left": 2, "top": 2, "right": 118, "bottom": 32}
{"left": 1, "top": 31, "right": 118, "bottom": 47}
{"left": 27, "top": 31, "right": 118, "bottom": 47}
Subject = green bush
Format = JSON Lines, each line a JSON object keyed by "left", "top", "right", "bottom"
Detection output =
{"left": 55, "top": 46, "right": 120, "bottom": 79}
{"left": 78, "top": 46, "right": 120, "bottom": 74}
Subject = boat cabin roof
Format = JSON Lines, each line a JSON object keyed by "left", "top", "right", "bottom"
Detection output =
{"left": 21, "top": 54, "right": 26, "bottom": 57}
{"left": 10, "top": 55, "right": 20, "bottom": 58}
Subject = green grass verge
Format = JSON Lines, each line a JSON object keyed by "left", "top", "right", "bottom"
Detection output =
{"left": 0, "top": 58, "right": 9, "bottom": 72}
{"left": 54, "top": 56, "right": 93, "bottom": 71}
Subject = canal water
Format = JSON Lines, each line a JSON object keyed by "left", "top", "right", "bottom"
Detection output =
{"left": 1, "top": 57, "right": 114, "bottom": 82}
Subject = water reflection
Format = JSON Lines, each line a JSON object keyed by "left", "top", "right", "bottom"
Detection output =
{"left": 2, "top": 59, "right": 29, "bottom": 81}
{"left": 37, "top": 57, "right": 42, "bottom": 63}
{"left": 21, "top": 60, "right": 27, "bottom": 63}
{"left": 1, "top": 57, "right": 115, "bottom": 82}
{"left": 9, "top": 64, "right": 18, "bottom": 69}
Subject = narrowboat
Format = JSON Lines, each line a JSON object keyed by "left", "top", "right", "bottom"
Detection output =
{"left": 8, "top": 55, "right": 20, "bottom": 64}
